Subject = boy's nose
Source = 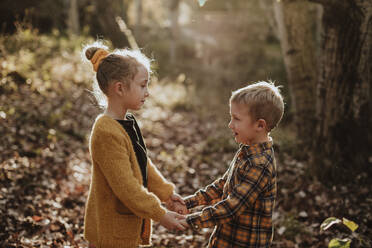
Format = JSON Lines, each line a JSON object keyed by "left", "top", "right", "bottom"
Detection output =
{"left": 228, "top": 121, "right": 232, "bottom": 129}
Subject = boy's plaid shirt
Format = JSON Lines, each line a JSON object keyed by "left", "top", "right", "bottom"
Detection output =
{"left": 185, "top": 141, "right": 277, "bottom": 248}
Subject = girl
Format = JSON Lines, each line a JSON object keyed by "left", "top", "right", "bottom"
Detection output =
{"left": 83, "top": 42, "right": 186, "bottom": 248}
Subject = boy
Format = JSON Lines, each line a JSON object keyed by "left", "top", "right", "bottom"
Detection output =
{"left": 176, "top": 81, "right": 284, "bottom": 247}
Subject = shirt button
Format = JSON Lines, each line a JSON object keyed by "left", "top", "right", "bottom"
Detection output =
{"left": 194, "top": 225, "right": 199, "bottom": 229}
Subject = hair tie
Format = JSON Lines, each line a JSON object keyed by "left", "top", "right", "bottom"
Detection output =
{"left": 90, "top": 49, "right": 109, "bottom": 72}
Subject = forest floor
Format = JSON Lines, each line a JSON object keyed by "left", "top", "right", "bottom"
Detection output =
{"left": 0, "top": 29, "right": 371, "bottom": 248}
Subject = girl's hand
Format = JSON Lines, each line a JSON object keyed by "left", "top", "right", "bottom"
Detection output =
{"left": 173, "top": 202, "right": 189, "bottom": 215}
{"left": 159, "top": 211, "right": 187, "bottom": 231}
{"left": 165, "top": 193, "right": 188, "bottom": 214}
{"left": 179, "top": 218, "right": 189, "bottom": 229}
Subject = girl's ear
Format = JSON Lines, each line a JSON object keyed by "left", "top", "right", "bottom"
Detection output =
{"left": 256, "top": 119, "right": 267, "bottom": 132}
{"left": 113, "top": 81, "right": 126, "bottom": 96}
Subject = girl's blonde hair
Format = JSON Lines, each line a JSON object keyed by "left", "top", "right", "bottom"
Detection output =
{"left": 230, "top": 81, "right": 284, "bottom": 131}
{"left": 83, "top": 41, "right": 151, "bottom": 108}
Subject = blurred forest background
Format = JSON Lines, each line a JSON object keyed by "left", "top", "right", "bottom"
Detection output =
{"left": 0, "top": 0, "right": 371, "bottom": 247}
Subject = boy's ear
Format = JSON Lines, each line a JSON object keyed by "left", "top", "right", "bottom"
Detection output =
{"left": 256, "top": 119, "right": 267, "bottom": 132}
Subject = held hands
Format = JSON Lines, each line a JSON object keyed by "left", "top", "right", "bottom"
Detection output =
{"left": 160, "top": 193, "right": 190, "bottom": 231}
{"left": 179, "top": 218, "right": 188, "bottom": 229}
{"left": 165, "top": 193, "right": 189, "bottom": 215}
{"left": 159, "top": 210, "right": 188, "bottom": 231}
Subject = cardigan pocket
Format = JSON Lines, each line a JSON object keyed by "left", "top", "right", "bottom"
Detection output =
{"left": 115, "top": 198, "right": 133, "bottom": 215}
{"left": 113, "top": 214, "right": 142, "bottom": 239}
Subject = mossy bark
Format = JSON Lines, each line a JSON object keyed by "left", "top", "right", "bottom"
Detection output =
{"left": 274, "top": 0, "right": 372, "bottom": 182}
{"left": 273, "top": 0, "right": 318, "bottom": 151}
{"left": 310, "top": 0, "right": 372, "bottom": 182}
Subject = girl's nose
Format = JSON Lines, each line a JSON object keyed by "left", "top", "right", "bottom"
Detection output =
{"left": 228, "top": 120, "right": 233, "bottom": 129}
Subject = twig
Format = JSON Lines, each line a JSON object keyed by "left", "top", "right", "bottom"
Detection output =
{"left": 115, "top": 17, "right": 139, "bottom": 50}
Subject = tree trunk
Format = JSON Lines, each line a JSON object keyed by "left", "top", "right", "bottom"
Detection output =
{"left": 134, "top": 0, "right": 142, "bottom": 26}
{"left": 67, "top": 0, "right": 80, "bottom": 35}
{"left": 169, "top": 0, "right": 180, "bottom": 64}
{"left": 93, "top": 0, "right": 130, "bottom": 48}
{"left": 310, "top": 0, "right": 372, "bottom": 182}
{"left": 259, "top": 0, "right": 279, "bottom": 39}
{"left": 273, "top": 0, "right": 318, "bottom": 149}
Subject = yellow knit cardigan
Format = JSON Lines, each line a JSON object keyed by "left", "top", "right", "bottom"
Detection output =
{"left": 84, "top": 114, "right": 175, "bottom": 248}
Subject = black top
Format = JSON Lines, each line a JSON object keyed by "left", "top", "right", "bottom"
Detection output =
{"left": 116, "top": 114, "right": 148, "bottom": 187}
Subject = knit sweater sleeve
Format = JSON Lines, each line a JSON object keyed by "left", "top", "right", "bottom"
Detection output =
{"left": 147, "top": 159, "right": 175, "bottom": 202}
{"left": 91, "top": 126, "right": 166, "bottom": 222}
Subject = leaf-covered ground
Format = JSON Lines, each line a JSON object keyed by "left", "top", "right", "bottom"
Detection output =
{"left": 1, "top": 30, "right": 371, "bottom": 247}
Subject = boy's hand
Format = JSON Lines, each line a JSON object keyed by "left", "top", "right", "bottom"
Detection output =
{"left": 179, "top": 218, "right": 189, "bottom": 230}
{"left": 159, "top": 211, "right": 187, "bottom": 231}
{"left": 166, "top": 193, "right": 189, "bottom": 214}
{"left": 173, "top": 201, "right": 189, "bottom": 215}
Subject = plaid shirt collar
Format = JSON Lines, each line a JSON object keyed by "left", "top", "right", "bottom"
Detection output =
{"left": 240, "top": 138, "right": 273, "bottom": 157}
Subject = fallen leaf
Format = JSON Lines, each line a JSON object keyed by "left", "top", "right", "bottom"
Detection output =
{"left": 32, "top": 215, "right": 43, "bottom": 222}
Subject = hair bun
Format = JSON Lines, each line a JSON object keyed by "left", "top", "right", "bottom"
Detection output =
{"left": 85, "top": 47, "right": 109, "bottom": 72}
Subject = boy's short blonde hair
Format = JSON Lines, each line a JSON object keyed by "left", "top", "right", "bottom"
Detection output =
{"left": 230, "top": 81, "right": 284, "bottom": 131}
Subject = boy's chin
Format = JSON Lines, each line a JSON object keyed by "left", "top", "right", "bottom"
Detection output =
{"left": 235, "top": 137, "right": 249, "bottom": 145}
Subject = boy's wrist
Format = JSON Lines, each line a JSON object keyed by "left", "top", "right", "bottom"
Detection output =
{"left": 184, "top": 196, "right": 197, "bottom": 210}
{"left": 186, "top": 213, "right": 202, "bottom": 231}
{"left": 186, "top": 217, "right": 200, "bottom": 231}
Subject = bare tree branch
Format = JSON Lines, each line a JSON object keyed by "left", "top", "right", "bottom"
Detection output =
{"left": 116, "top": 17, "right": 139, "bottom": 50}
